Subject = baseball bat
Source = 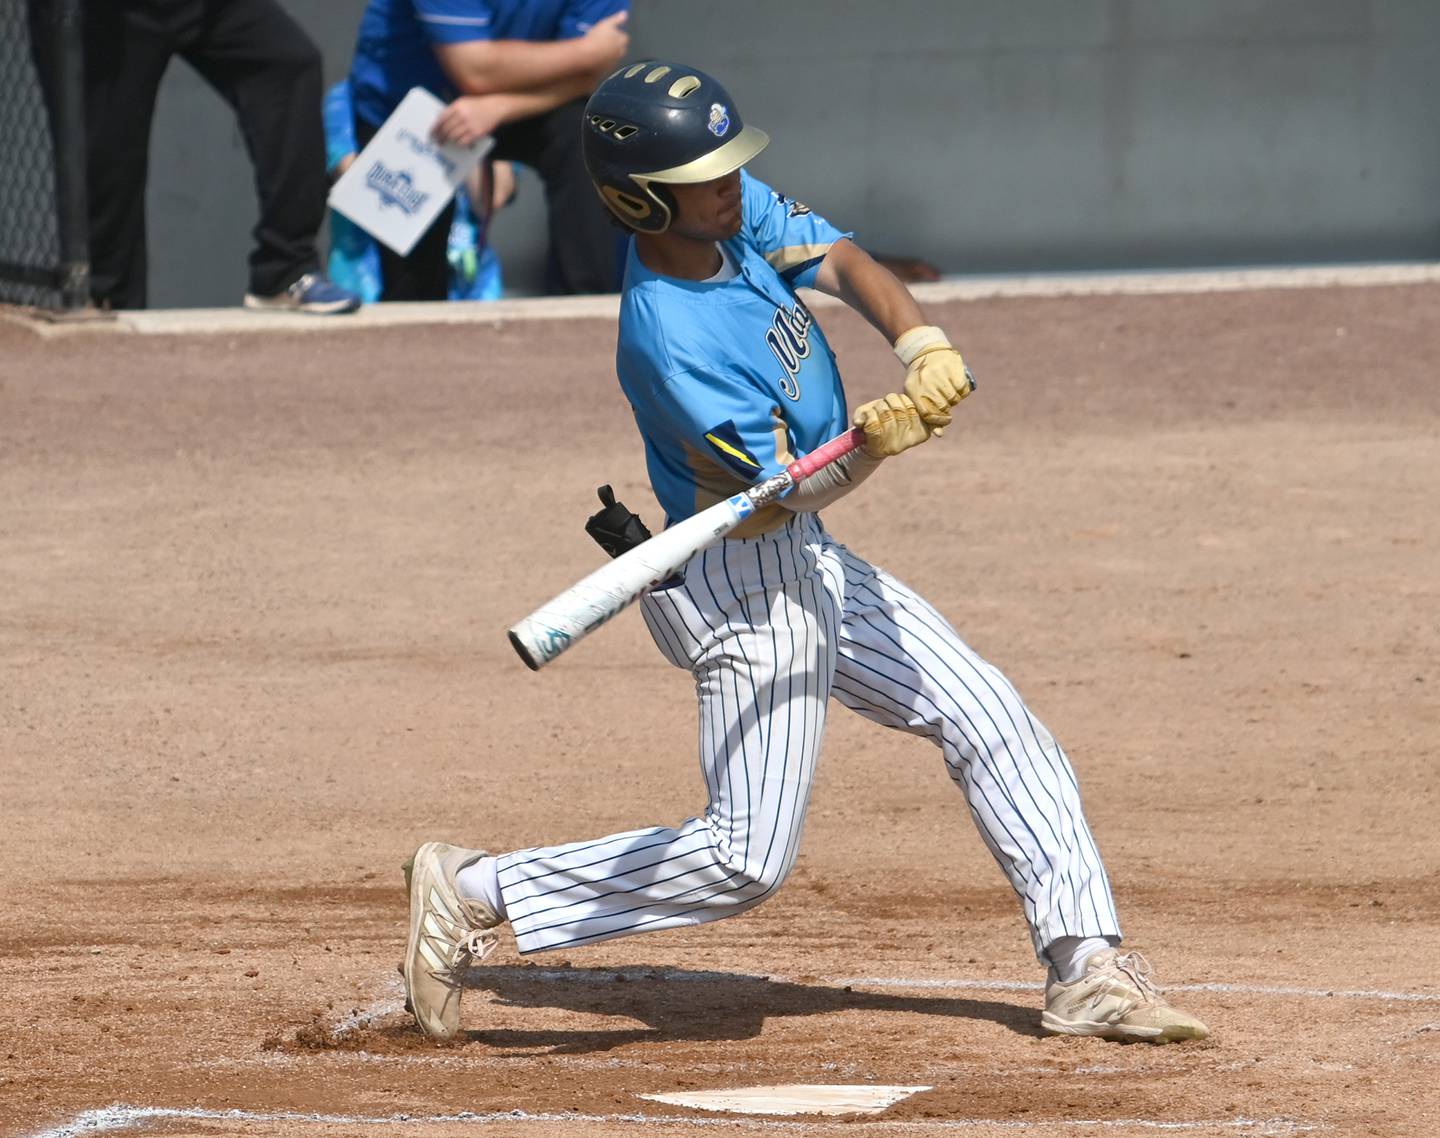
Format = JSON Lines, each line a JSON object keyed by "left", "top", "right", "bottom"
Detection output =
{"left": 507, "top": 426, "right": 867, "bottom": 670}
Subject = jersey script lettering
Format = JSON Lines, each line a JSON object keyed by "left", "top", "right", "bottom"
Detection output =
{"left": 766, "top": 300, "right": 814, "bottom": 401}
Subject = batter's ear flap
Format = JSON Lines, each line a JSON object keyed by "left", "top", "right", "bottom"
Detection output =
{"left": 601, "top": 184, "right": 674, "bottom": 233}
{"left": 602, "top": 186, "right": 653, "bottom": 223}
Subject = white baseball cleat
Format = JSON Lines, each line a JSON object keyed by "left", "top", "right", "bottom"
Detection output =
{"left": 1041, "top": 949, "right": 1209, "bottom": 1042}
{"left": 401, "top": 842, "right": 502, "bottom": 1041}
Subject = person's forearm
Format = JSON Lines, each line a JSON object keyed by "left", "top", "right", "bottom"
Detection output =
{"left": 483, "top": 71, "right": 597, "bottom": 126}
{"left": 436, "top": 38, "right": 603, "bottom": 97}
{"left": 780, "top": 447, "right": 884, "bottom": 514}
{"left": 815, "top": 238, "right": 926, "bottom": 344}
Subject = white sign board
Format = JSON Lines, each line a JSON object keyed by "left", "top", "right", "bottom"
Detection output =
{"left": 327, "top": 87, "right": 493, "bottom": 257}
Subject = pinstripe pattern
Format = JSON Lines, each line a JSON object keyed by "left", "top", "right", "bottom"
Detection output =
{"left": 497, "top": 514, "right": 1119, "bottom": 957}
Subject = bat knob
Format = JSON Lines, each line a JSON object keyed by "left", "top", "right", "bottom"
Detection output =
{"left": 508, "top": 629, "right": 543, "bottom": 672}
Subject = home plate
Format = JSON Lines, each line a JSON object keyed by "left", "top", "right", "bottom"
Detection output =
{"left": 640, "top": 1084, "right": 932, "bottom": 1116}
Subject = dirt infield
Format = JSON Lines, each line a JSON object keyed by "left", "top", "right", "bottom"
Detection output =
{"left": 1, "top": 283, "right": 1437, "bottom": 1138}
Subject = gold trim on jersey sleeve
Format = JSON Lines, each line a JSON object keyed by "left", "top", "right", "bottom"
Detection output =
{"left": 763, "top": 242, "right": 835, "bottom": 275}
{"left": 769, "top": 411, "right": 795, "bottom": 468}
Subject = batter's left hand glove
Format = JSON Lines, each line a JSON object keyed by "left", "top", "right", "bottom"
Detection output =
{"left": 894, "top": 325, "right": 976, "bottom": 433}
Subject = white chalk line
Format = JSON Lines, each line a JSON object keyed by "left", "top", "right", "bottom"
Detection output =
{"left": 832, "top": 978, "right": 1440, "bottom": 1004}
{"left": 308, "top": 968, "right": 1440, "bottom": 1048}
{"left": 35, "top": 963, "right": 1361, "bottom": 1138}
{"left": 123, "top": 967, "right": 1404, "bottom": 1136}
{"left": 23, "top": 1105, "right": 1318, "bottom": 1138}
{"left": 457, "top": 966, "right": 1440, "bottom": 1003}
{"left": 405, "top": 966, "right": 1440, "bottom": 1005}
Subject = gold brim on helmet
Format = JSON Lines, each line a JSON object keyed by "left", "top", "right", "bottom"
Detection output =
{"left": 636, "top": 124, "right": 770, "bottom": 187}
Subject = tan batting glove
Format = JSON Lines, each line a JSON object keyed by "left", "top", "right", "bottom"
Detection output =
{"left": 854, "top": 392, "right": 932, "bottom": 459}
{"left": 894, "top": 325, "right": 976, "bottom": 434}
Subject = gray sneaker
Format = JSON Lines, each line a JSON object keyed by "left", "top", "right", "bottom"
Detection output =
{"left": 401, "top": 842, "right": 501, "bottom": 1041}
{"left": 243, "top": 273, "right": 361, "bottom": 314}
{"left": 1042, "top": 949, "right": 1209, "bottom": 1042}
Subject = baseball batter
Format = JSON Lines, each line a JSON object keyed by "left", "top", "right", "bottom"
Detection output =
{"left": 402, "top": 61, "right": 1209, "bottom": 1046}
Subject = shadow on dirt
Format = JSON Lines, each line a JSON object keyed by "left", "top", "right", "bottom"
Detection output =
{"left": 452, "top": 964, "right": 1043, "bottom": 1054}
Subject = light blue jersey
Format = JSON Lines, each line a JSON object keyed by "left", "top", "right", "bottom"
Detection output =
{"left": 617, "top": 171, "right": 851, "bottom": 527}
{"left": 502, "top": 177, "right": 1122, "bottom": 964}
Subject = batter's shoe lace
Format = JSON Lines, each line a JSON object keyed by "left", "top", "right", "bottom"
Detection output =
{"left": 401, "top": 842, "right": 502, "bottom": 1041}
{"left": 1041, "top": 948, "right": 1209, "bottom": 1042}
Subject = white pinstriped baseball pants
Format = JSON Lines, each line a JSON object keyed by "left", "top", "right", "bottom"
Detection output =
{"left": 495, "top": 513, "right": 1121, "bottom": 958}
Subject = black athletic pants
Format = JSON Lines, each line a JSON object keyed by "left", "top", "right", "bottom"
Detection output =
{"left": 357, "top": 98, "right": 619, "bottom": 301}
{"left": 79, "top": 0, "right": 327, "bottom": 309}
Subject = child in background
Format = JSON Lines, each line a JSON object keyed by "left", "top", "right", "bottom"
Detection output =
{"left": 322, "top": 80, "right": 384, "bottom": 302}
{"left": 447, "top": 160, "right": 515, "bottom": 301}
{"left": 322, "top": 79, "right": 511, "bottom": 302}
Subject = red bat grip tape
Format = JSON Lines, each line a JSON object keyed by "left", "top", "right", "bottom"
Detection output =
{"left": 784, "top": 427, "right": 867, "bottom": 484}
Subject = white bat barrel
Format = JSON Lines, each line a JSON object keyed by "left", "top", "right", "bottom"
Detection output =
{"left": 507, "top": 493, "right": 759, "bottom": 670}
{"left": 506, "top": 431, "right": 867, "bottom": 672}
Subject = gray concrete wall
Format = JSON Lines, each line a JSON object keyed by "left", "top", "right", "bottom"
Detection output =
{"left": 142, "top": 0, "right": 1440, "bottom": 307}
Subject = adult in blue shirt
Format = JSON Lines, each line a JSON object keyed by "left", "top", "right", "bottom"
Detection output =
{"left": 348, "top": 0, "right": 628, "bottom": 299}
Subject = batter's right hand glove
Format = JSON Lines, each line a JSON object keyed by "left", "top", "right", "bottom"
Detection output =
{"left": 854, "top": 392, "right": 932, "bottom": 458}
{"left": 894, "top": 325, "right": 976, "bottom": 433}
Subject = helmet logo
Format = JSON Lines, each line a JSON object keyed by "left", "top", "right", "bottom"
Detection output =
{"left": 707, "top": 103, "right": 731, "bottom": 137}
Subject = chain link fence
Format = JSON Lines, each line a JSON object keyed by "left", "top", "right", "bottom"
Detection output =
{"left": 0, "top": 0, "right": 88, "bottom": 310}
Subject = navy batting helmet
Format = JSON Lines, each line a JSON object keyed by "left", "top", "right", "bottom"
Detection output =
{"left": 582, "top": 61, "right": 769, "bottom": 234}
